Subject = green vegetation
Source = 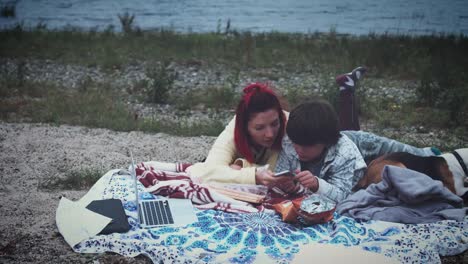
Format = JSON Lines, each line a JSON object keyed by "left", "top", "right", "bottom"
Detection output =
{"left": 2, "top": 23, "right": 467, "bottom": 78}
{"left": 0, "top": 22, "right": 467, "bottom": 148}
{"left": 117, "top": 12, "right": 136, "bottom": 34}
{"left": 0, "top": 71, "right": 225, "bottom": 137}
{"left": 0, "top": 1, "right": 17, "bottom": 18}
{"left": 40, "top": 167, "right": 105, "bottom": 190}
{"left": 144, "top": 61, "right": 176, "bottom": 104}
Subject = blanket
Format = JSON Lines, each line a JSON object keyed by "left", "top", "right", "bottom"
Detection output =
{"left": 136, "top": 161, "right": 263, "bottom": 213}
{"left": 70, "top": 166, "right": 468, "bottom": 263}
{"left": 336, "top": 165, "right": 467, "bottom": 224}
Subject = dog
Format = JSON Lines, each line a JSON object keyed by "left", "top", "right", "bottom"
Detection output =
{"left": 353, "top": 148, "right": 468, "bottom": 202}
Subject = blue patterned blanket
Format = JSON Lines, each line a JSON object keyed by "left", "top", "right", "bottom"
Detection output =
{"left": 73, "top": 170, "right": 468, "bottom": 263}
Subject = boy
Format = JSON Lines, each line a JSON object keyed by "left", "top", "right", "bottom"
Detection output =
{"left": 275, "top": 99, "right": 367, "bottom": 203}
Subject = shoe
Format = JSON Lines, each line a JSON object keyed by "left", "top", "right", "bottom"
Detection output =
{"left": 336, "top": 66, "right": 367, "bottom": 92}
{"left": 430, "top": 147, "right": 442, "bottom": 156}
{"left": 351, "top": 66, "right": 367, "bottom": 81}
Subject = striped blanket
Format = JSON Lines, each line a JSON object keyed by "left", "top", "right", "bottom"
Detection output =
{"left": 136, "top": 161, "right": 265, "bottom": 213}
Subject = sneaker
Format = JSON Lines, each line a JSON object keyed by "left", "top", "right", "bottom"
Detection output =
{"left": 430, "top": 147, "right": 442, "bottom": 156}
{"left": 336, "top": 66, "right": 367, "bottom": 92}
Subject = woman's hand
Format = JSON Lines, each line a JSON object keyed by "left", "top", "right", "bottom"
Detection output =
{"left": 255, "top": 169, "right": 277, "bottom": 187}
{"left": 295, "top": 170, "right": 319, "bottom": 192}
{"left": 230, "top": 164, "right": 242, "bottom": 170}
{"left": 256, "top": 170, "right": 299, "bottom": 193}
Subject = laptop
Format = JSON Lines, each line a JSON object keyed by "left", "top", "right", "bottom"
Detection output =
{"left": 130, "top": 152, "right": 198, "bottom": 228}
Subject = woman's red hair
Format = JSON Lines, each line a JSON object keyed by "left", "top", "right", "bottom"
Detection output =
{"left": 234, "top": 83, "right": 286, "bottom": 163}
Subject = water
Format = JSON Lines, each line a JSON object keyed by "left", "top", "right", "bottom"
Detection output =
{"left": 1, "top": 0, "right": 467, "bottom": 36}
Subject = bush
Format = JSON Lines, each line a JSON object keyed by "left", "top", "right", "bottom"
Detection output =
{"left": 204, "top": 85, "right": 239, "bottom": 109}
{"left": 416, "top": 60, "right": 468, "bottom": 126}
{"left": 118, "top": 12, "right": 135, "bottom": 34}
{"left": 202, "top": 69, "right": 240, "bottom": 109}
{"left": 0, "top": 1, "right": 17, "bottom": 18}
{"left": 283, "top": 85, "right": 314, "bottom": 108}
{"left": 145, "top": 62, "right": 176, "bottom": 104}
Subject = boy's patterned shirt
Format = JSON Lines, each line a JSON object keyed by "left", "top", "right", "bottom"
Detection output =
{"left": 276, "top": 133, "right": 367, "bottom": 203}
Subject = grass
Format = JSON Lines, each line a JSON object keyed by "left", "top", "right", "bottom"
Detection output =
{"left": 174, "top": 85, "right": 240, "bottom": 111}
{"left": 0, "top": 76, "right": 227, "bottom": 137}
{"left": 40, "top": 167, "right": 105, "bottom": 190}
{"left": 2, "top": 24, "right": 468, "bottom": 77}
{"left": 0, "top": 24, "right": 467, "bottom": 149}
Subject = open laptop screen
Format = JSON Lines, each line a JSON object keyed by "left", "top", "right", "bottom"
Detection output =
{"left": 130, "top": 151, "right": 197, "bottom": 228}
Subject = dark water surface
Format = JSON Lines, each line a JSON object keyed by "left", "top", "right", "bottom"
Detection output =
{"left": 1, "top": 0, "right": 467, "bottom": 35}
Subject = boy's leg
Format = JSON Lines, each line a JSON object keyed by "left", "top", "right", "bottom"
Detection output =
{"left": 336, "top": 66, "right": 367, "bottom": 131}
{"left": 342, "top": 130, "right": 439, "bottom": 163}
{"left": 338, "top": 89, "right": 359, "bottom": 131}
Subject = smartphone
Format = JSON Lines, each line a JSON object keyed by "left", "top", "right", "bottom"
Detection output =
{"left": 274, "top": 170, "right": 294, "bottom": 177}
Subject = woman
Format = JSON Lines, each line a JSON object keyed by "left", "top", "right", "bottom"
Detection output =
{"left": 186, "top": 83, "right": 291, "bottom": 188}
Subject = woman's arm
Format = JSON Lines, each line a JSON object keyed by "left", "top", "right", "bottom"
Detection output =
{"left": 188, "top": 111, "right": 289, "bottom": 185}
{"left": 204, "top": 116, "right": 237, "bottom": 165}
{"left": 187, "top": 116, "right": 258, "bottom": 184}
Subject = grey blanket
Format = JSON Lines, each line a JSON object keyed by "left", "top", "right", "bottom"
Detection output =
{"left": 336, "top": 165, "right": 467, "bottom": 224}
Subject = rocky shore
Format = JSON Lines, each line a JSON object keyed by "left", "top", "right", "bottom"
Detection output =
{"left": 0, "top": 57, "right": 424, "bottom": 126}
{"left": 0, "top": 57, "right": 420, "bottom": 100}
{"left": 1, "top": 57, "right": 466, "bottom": 148}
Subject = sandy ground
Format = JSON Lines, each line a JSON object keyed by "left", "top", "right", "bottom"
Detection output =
{"left": 0, "top": 122, "right": 214, "bottom": 263}
{"left": 0, "top": 122, "right": 466, "bottom": 263}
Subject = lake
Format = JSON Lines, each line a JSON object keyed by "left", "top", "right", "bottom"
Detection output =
{"left": 0, "top": 0, "right": 467, "bottom": 36}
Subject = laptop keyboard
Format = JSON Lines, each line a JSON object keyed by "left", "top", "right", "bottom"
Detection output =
{"left": 140, "top": 200, "right": 174, "bottom": 226}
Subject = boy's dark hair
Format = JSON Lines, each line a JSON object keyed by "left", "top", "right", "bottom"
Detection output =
{"left": 286, "top": 99, "right": 341, "bottom": 146}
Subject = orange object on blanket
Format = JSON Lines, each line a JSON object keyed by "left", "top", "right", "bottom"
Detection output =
{"left": 273, "top": 197, "right": 304, "bottom": 223}
{"left": 273, "top": 195, "right": 336, "bottom": 225}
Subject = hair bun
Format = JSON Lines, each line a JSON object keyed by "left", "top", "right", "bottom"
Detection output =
{"left": 243, "top": 83, "right": 266, "bottom": 94}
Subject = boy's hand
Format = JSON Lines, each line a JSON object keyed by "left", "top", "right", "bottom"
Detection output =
{"left": 278, "top": 180, "right": 300, "bottom": 193}
{"left": 295, "top": 170, "right": 319, "bottom": 192}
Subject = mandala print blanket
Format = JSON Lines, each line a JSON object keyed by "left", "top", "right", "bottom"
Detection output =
{"left": 72, "top": 164, "right": 468, "bottom": 263}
